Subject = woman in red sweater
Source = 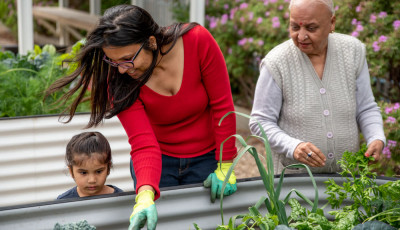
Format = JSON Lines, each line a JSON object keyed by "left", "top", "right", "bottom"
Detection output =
{"left": 46, "top": 4, "right": 237, "bottom": 230}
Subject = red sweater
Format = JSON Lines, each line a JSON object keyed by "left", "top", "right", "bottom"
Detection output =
{"left": 117, "top": 25, "right": 237, "bottom": 200}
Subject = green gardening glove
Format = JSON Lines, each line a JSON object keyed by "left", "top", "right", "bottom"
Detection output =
{"left": 128, "top": 190, "right": 157, "bottom": 230}
{"left": 203, "top": 162, "right": 237, "bottom": 203}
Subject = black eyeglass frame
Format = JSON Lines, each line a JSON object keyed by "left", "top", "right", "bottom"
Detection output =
{"left": 102, "top": 42, "right": 146, "bottom": 69}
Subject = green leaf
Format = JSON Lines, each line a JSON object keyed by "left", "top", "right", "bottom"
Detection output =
{"left": 352, "top": 220, "right": 397, "bottom": 230}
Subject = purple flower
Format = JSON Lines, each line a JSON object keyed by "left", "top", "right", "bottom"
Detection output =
{"left": 257, "top": 17, "right": 263, "bottom": 24}
{"left": 284, "top": 12, "right": 289, "bottom": 19}
{"left": 356, "top": 24, "right": 364, "bottom": 32}
{"left": 240, "top": 16, "right": 245, "bottom": 22}
{"left": 335, "top": 6, "right": 339, "bottom": 11}
{"left": 351, "top": 31, "right": 359, "bottom": 37}
{"left": 220, "top": 14, "right": 228, "bottom": 25}
{"left": 378, "top": 35, "right": 387, "bottom": 43}
{"left": 258, "top": 40, "right": 264, "bottom": 46}
{"left": 248, "top": 12, "right": 254, "bottom": 20}
{"left": 382, "top": 146, "right": 391, "bottom": 158}
{"left": 386, "top": 116, "right": 396, "bottom": 124}
{"left": 370, "top": 14, "right": 377, "bottom": 23}
{"left": 385, "top": 106, "right": 393, "bottom": 114}
{"left": 284, "top": 0, "right": 290, "bottom": 2}
{"left": 270, "top": 0, "right": 277, "bottom": 3}
{"left": 278, "top": 5, "right": 284, "bottom": 10}
{"left": 239, "top": 3, "right": 248, "bottom": 9}
{"left": 356, "top": 5, "right": 361, "bottom": 12}
{"left": 238, "top": 38, "right": 247, "bottom": 46}
{"left": 248, "top": 37, "right": 254, "bottom": 43}
{"left": 379, "top": 11, "right": 387, "bottom": 18}
{"left": 237, "top": 29, "right": 244, "bottom": 36}
{"left": 351, "top": 18, "right": 358, "bottom": 25}
{"left": 372, "top": 41, "right": 380, "bottom": 52}
{"left": 210, "top": 21, "right": 217, "bottom": 29}
{"left": 393, "top": 20, "right": 400, "bottom": 30}
{"left": 272, "top": 16, "right": 280, "bottom": 28}
{"left": 265, "top": 11, "right": 270, "bottom": 17}
{"left": 264, "top": 0, "right": 269, "bottom": 6}
{"left": 228, "top": 48, "right": 232, "bottom": 54}
{"left": 224, "top": 4, "right": 229, "bottom": 10}
{"left": 388, "top": 140, "right": 397, "bottom": 147}
{"left": 230, "top": 8, "right": 237, "bottom": 20}
{"left": 393, "top": 102, "right": 400, "bottom": 110}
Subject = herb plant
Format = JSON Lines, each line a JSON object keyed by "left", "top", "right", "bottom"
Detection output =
{"left": 193, "top": 112, "right": 399, "bottom": 230}
{"left": 325, "top": 145, "right": 400, "bottom": 228}
{"left": 196, "top": 111, "right": 320, "bottom": 229}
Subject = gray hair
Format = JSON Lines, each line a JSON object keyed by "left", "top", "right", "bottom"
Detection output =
{"left": 289, "top": 0, "right": 335, "bottom": 15}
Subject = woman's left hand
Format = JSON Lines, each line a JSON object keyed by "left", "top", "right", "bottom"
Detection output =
{"left": 365, "top": 140, "right": 384, "bottom": 162}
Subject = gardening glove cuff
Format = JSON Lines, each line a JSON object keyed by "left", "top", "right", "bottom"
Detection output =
{"left": 203, "top": 162, "right": 237, "bottom": 203}
{"left": 129, "top": 190, "right": 157, "bottom": 230}
{"left": 215, "top": 163, "right": 237, "bottom": 184}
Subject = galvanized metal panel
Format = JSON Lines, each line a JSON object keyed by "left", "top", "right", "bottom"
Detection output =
{"left": 0, "top": 176, "right": 395, "bottom": 230}
{"left": 0, "top": 114, "right": 133, "bottom": 207}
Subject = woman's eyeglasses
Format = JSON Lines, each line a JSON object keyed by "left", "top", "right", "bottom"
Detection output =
{"left": 103, "top": 42, "right": 145, "bottom": 69}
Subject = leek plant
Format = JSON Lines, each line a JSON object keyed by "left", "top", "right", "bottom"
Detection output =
{"left": 217, "top": 111, "right": 320, "bottom": 229}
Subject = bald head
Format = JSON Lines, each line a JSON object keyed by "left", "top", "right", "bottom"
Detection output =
{"left": 289, "top": 0, "right": 334, "bottom": 15}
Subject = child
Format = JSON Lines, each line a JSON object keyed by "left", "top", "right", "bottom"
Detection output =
{"left": 57, "top": 131, "right": 123, "bottom": 199}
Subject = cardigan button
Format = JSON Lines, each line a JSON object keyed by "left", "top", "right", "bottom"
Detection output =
{"left": 327, "top": 152, "right": 334, "bottom": 159}
{"left": 320, "top": 88, "right": 326, "bottom": 94}
{"left": 327, "top": 132, "right": 333, "bottom": 138}
{"left": 323, "top": 110, "right": 330, "bottom": 116}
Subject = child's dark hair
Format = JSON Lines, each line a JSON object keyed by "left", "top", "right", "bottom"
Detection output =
{"left": 66, "top": 132, "right": 112, "bottom": 174}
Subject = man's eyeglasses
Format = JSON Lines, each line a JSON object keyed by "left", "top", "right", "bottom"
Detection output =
{"left": 103, "top": 42, "right": 145, "bottom": 69}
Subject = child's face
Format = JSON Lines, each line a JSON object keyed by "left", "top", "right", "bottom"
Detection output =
{"left": 69, "top": 154, "right": 110, "bottom": 197}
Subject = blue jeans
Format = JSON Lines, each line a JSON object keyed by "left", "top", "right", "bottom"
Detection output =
{"left": 130, "top": 149, "right": 217, "bottom": 188}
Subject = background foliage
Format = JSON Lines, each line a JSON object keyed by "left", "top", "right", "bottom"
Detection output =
{"left": 0, "top": 0, "right": 129, "bottom": 45}
{"left": 0, "top": 43, "right": 90, "bottom": 117}
{"left": 174, "top": 0, "right": 400, "bottom": 107}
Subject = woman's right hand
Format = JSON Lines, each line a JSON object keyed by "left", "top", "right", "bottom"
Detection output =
{"left": 293, "top": 142, "right": 326, "bottom": 167}
{"left": 129, "top": 186, "right": 157, "bottom": 230}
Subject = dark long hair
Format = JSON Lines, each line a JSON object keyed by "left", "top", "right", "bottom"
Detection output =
{"left": 45, "top": 4, "right": 198, "bottom": 128}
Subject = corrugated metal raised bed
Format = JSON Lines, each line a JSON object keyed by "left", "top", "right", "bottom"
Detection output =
{"left": 0, "top": 175, "right": 396, "bottom": 230}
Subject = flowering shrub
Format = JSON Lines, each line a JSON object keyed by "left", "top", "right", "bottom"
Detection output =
{"left": 334, "top": 0, "right": 400, "bottom": 104}
{"left": 197, "top": 0, "right": 400, "bottom": 107}
{"left": 371, "top": 102, "right": 400, "bottom": 177}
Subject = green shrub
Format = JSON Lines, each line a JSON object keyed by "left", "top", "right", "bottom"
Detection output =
{"left": 0, "top": 44, "right": 90, "bottom": 117}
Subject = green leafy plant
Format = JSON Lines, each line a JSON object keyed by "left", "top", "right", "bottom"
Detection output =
{"left": 0, "top": 43, "right": 90, "bottom": 117}
{"left": 325, "top": 145, "right": 400, "bottom": 228}
{"left": 194, "top": 112, "right": 399, "bottom": 229}
{"left": 194, "top": 112, "right": 320, "bottom": 229}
